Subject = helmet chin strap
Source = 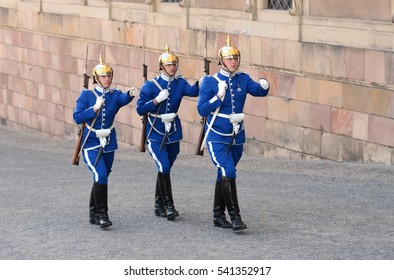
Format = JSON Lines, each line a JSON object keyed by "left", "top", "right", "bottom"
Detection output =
{"left": 161, "top": 64, "right": 178, "bottom": 78}
{"left": 96, "top": 76, "right": 112, "bottom": 90}
{"left": 221, "top": 60, "right": 238, "bottom": 74}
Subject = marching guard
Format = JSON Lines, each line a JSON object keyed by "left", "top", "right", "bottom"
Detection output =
{"left": 73, "top": 55, "right": 137, "bottom": 229}
{"left": 136, "top": 44, "right": 200, "bottom": 220}
{"left": 197, "top": 36, "right": 270, "bottom": 231}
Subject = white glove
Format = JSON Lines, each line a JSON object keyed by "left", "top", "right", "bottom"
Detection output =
{"left": 93, "top": 96, "right": 104, "bottom": 111}
{"left": 128, "top": 87, "right": 138, "bottom": 97}
{"left": 217, "top": 81, "right": 227, "bottom": 101}
{"left": 259, "top": 78, "right": 270, "bottom": 90}
{"left": 155, "top": 89, "right": 170, "bottom": 103}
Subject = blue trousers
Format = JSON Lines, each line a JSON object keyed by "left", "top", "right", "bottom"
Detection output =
{"left": 83, "top": 149, "right": 114, "bottom": 184}
{"left": 147, "top": 140, "right": 180, "bottom": 174}
{"left": 207, "top": 141, "right": 243, "bottom": 180}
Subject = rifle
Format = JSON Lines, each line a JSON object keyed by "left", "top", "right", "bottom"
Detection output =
{"left": 71, "top": 45, "right": 90, "bottom": 165}
{"left": 139, "top": 35, "right": 148, "bottom": 152}
{"left": 195, "top": 28, "right": 210, "bottom": 156}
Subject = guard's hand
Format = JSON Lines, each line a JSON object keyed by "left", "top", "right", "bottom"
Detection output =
{"left": 217, "top": 81, "right": 227, "bottom": 101}
{"left": 259, "top": 78, "right": 270, "bottom": 90}
{"left": 94, "top": 96, "right": 104, "bottom": 111}
{"left": 155, "top": 89, "right": 170, "bottom": 103}
{"left": 128, "top": 87, "right": 138, "bottom": 97}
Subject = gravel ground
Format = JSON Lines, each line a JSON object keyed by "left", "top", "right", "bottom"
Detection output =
{"left": 0, "top": 125, "right": 393, "bottom": 260}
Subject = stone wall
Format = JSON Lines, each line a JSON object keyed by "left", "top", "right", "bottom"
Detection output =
{"left": 1, "top": 0, "right": 394, "bottom": 164}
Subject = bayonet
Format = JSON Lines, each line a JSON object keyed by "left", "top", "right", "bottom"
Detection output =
{"left": 226, "top": 132, "right": 236, "bottom": 156}
{"left": 83, "top": 45, "right": 90, "bottom": 89}
{"left": 203, "top": 27, "right": 210, "bottom": 75}
{"left": 94, "top": 146, "right": 103, "bottom": 167}
{"left": 139, "top": 35, "right": 148, "bottom": 152}
{"left": 143, "top": 35, "right": 148, "bottom": 82}
{"left": 195, "top": 28, "right": 211, "bottom": 156}
{"left": 71, "top": 44, "right": 91, "bottom": 165}
{"left": 93, "top": 129, "right": 111, "bottom": 167}
{"left": 226, "top": 114, "right": 244, "bottom": 156}
{"left": 159, "top": 130, "right": 169, "bottom": 152}
{"left": 159, "top": 113, "right": 176, "bottom": 152}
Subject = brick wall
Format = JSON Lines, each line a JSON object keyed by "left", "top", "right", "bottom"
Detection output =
{"left": 1, "top": 0, "right": 394, "bottom": 164}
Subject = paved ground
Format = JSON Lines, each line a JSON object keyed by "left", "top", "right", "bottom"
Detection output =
{"left": 0, "top": 125, "right": 393, "bottom": 260}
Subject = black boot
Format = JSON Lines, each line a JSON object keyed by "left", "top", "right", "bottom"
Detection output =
{"left": 94, "top": 182, "right": 112, "bottom": 229}
{"left": 221, "top": 177, "right": 247, "bottom": 231}
{"left": 89, "top": 184, "right": 99, "bottom": 225}
{"left": 158, "top": 172, "right": 179, "bottom": 220}
{"left": 154, "top": 174, "right": 167, "bottom": 217}
{"left": 213, "top": 180, "right": 232, "bottom": 228}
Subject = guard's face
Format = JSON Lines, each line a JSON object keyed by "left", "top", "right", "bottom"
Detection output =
{"left": 98, "top": 74, "right": 112, "bottom": 89}
{"left": 162, "top": 64, "right": 177, "bottom": 76}
{"left": 222, "top": 57, "right": 239, "bottom": 73}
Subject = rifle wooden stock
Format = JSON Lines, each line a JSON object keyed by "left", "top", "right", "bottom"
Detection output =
{"left": 139, "top": 114, "right": 147, "bottom": 152}
{"left": 71, "top": 122, "right": 85, "bottom": 165}
{"left": 194, "top": 117, "right": 206, "bottom": 156}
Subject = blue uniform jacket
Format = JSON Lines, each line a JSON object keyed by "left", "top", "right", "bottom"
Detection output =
{"left": 136, "top": 73, "right": 199, "bottom": 144}
{"left": 197, "top": 69, "right": 269, "bottom": 145}
{"left": 73, "top": 86, "right": 133, "bottom": 152}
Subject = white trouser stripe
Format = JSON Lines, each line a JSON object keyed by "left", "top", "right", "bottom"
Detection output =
{"left": 208, "top": 141, "right": 226, "bottom": 177}
{"left": 148, "top": 140, "right": 163, "bottom": 173}
{"left": 84, "top": 149, "right": 99, "bottom": 182}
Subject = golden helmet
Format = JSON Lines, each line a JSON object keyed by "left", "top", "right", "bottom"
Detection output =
{"left": 92, "top": 54, "right": 113, "bottom": 84}
{"left": 218, "top": 35, "right": 240, "bottom": 64}
{"left": 158, "top": 43, "right": 179, "bottom": 69}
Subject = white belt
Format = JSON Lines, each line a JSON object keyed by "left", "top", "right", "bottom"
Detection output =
{"left": 212, "top": 112, "right": 230, "bottom": 119}
{"left": 86, "top": 124, "right": 114, "bottom": 133}
{"left": 211, "top": 112, "right": 245, "bottom": 123}
{"left": 150, "top": 113, "right": 178, "bottom": 118}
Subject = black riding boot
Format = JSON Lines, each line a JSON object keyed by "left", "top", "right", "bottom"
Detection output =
{"left": 89, "top": 184, "right": 99, "bottom": 225}
{"left": 158, "top": 172, "right": 179, "bottom": 220}
{"left": 94, "top": 182, "right": 112, "bottom": 229}
{"left": 221, "top": 177, "right": 247, "bottom": 231}
{"left": 154, "top": 174, "right": 167, "bottom": 217}
{"left": 213, "top": 180, "right": 232, "bottom": 228}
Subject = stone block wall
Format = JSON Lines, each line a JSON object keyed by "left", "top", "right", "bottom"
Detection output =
{"left": 1, "top": 0, "right": 394, "bottom": 165}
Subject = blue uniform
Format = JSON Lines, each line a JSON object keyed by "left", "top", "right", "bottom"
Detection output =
{"left": 136, "top": 73, "right": 199, "bottom": 174}
{"left": 197, "top": 69, "right": 269, "bottom": 179}
{"left": 73, "top": 86, "right": 134, "bottom": 184}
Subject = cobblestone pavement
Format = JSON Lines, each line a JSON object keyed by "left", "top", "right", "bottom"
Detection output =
{"left": 0, "top": 125, "right": 393, "bottom": 260}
